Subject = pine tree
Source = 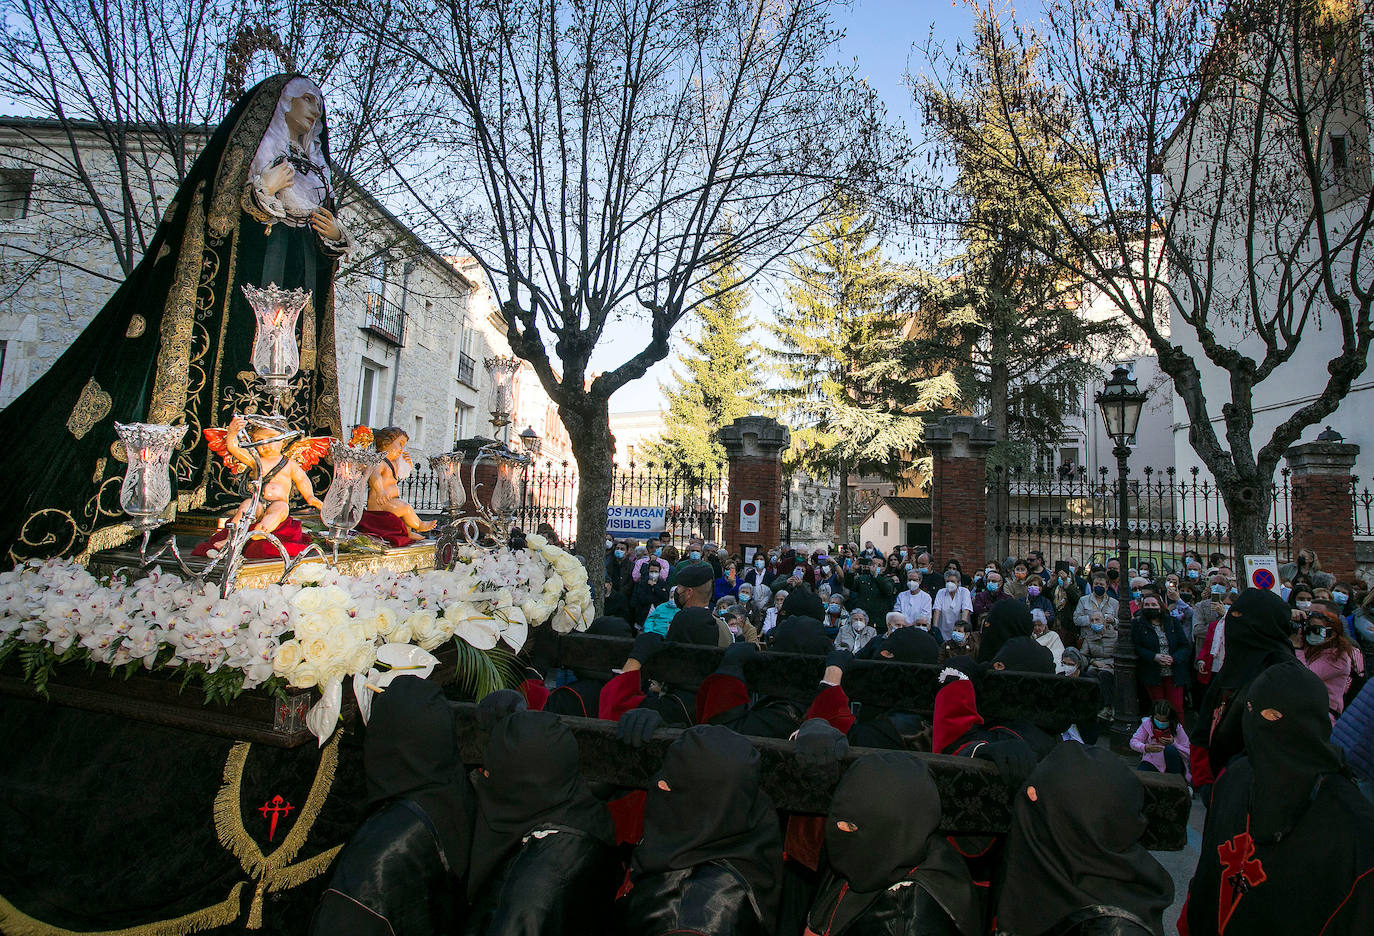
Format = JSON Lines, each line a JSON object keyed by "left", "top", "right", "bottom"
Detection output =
{"left": 770, "top": 204, "right": 941, "bottom": 543}
{"left": 647, "top": 259, "right": 761, "bottom": 467}
{"left": 890, "top": 5, "right": 1129, "bottom": 553}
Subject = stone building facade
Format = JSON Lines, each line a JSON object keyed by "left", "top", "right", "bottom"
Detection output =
{"left": 0, "top": 116, "right": 573, "bottom": 466}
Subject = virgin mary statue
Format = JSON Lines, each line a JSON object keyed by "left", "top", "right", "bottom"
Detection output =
{"left": 0, "top": 74, "right": 348, "bottom": 564}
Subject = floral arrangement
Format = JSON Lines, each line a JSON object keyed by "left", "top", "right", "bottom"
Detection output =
{"left": 0, "top": 532, "right": 592, "bottom": 738}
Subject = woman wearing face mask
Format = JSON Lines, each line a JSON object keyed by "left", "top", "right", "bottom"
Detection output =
{"left": 741, "top": 554, "right": 770, "bottom": 590}
{"left": 1302, "top": 600, "right": 1365, "bottom": 721}
{"left": 939, "top": 620, "right": 978, "bottom": 662}
{"left": 1022, "top": 573, "right": 1055, "bottom": 620}
{"left": 1132, "top": 592, "right": 1192, "bottom": 719}
{"left": 896, "top": 572, "right": 934, "bottom": 628}
{"left": 1074, "top": 572, "right": 1120, "bottom": 720}
{"left": 1031, "top": 609, "right": 1065, "bottom": 671}
{"left": 931, "top": 570, "right": 973, "bottom": 642}
{"left": 972, "top": 569, "right": 1008, "bottom": 623}
{"left": 631, "top": 561, "right": 671, "bottom": 628}
{"left": 762, "top": 590, "right": 788, "bottom": 637}
{"left": 835, "top": 608, "right": 878, "bottom": 654}
{"left": 822, "top": 595, "right": 851, "bottom": 640}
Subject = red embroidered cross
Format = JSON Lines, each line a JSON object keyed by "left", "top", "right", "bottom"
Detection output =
{"left": 258, "top": 795, "right": 294, "bottom": 842}
{"left": 1217, "top": 830, "right": 1266, "bottom": 933}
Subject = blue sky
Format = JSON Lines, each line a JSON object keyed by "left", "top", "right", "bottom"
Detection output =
{"left": 605, "top": 0, "right": 996, "bottom": 414}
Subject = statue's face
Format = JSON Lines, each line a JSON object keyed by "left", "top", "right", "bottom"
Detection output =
{"left": 284, "top": 91, "right": 321, "bottom": 141}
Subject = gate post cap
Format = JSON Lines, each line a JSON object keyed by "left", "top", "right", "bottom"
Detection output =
{"left": 717, "top": 416, "right": 790, "bottom": 458}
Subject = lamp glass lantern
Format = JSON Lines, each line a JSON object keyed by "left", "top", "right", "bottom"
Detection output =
{"left": 115, "top": 422, "right": 188, "bottom": 529}
{"left": 428, "top": 452, "right": 468, "bottom": 514}
{"left": 319, "top": 443, "right": 384, "bottom": 541}
{"left": 243, "top": 283, "right": 311, "bottom": 399}
{"left": 1095, "top": 365, "right": 1147, "bottom": 444}
{"left": 484, "top": 355, "right": 522, "bottom": 428}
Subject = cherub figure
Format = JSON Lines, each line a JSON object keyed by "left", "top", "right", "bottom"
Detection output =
{"left": 364, "top": 427, "right": 436, "bottom": 541}
{"left": 207, "top": 416, "right": 327, "bottom": 534}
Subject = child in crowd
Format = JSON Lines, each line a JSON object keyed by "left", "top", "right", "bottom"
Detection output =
{"left": 1130, "top": 699, "right": 1191, "bottom": 784}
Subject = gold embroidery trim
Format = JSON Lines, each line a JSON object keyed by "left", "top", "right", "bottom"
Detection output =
{"left": 66, "top": 378, "right": 112, "bottom": 440}
{"left": 0, "top": 884, "right": 245, "bottom": 936}
{"left": 126, "top": 314, "right": 146, "bottom": 338}
{"left": 147, "top": 185, "right": 205, "bottom": 427}
{"left": 213, "top": 734, "right": 341, "bottom": 929}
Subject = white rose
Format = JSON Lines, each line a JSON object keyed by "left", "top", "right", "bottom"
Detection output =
{"left": 290, "top": 563, "right": 328, "bottom": 585}
{"left": 375, "top": 606, "right": 398, "bottom": 637}
{"left": 525, "top": 533, "right": 548, "bottom": 550}
{"left": 288, "top": 660, "right": 320, "bottom": 689}
{"left": 290, "top": 588, "right": 326, "bottom": 615}
{"left": 301, "top": 636, "right": 332, "bottom": 663}
{"left": 389, "top": 621, "right": 413, "bottom": 645}
{"left": 319, "top": 585, "right": 351, "bottom": 611}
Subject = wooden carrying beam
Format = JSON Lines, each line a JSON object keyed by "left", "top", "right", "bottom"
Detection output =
{"left": 553, "top": 634, "right": 1101, "bottom": 733}
{"left": 452, "top": 704, "right": 1191, "bottom": 851}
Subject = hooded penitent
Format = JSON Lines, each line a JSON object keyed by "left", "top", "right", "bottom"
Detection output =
{"left": 809, "top": 753, "right": 981, "bottom": 935}
{"left": 1185, "top": 662, "right": 1374, "bottom": 936}
{"left": 997, "top": 743, "right": 1173, "bottom": 936}
{"left": 468, "top": 711, "right": 615, "bottom": 899}
{"left": 0, "top": 74, "right": 345, "bottom": 564}
{"left": 311, "top": 677, "right": 474, "bottom": 936}
{"left": 771, "top": 616, "right": 833, "bottom": 655}
{"left": 633, "top": 725, "right": 782, "bottom": 931}
{"left": 874, "top": 626, "right": 941, "bottom": 664}
{"left": 363, "top": 677, "right": 474, "bottom": 872}
{"left": 978, "top": 600, "right": 1034, "bottom": 663}
{"left": 1193, "top": 588, "right": 1295, "bottom": 773}
{"left": 992, "top": 636, "right": 1055, "bottom": 675}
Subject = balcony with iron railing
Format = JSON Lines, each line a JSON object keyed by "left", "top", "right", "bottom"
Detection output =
{"left": 456, "top": 351, "right": 476, "bottom": 386}
{"left": 364, "top": 292, "right": 405, "bottom": 344}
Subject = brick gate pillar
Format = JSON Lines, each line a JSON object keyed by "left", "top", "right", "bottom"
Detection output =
{"left": 926, "top": 415, "right": 998, "bottom": 568}
{"left": 716, "top": 416, "right": 791, "bottom": 558}
{"left": 1284, "top": 430, "right": 1360, "bottom": 581}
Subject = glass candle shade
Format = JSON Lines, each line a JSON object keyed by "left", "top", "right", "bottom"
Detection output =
{"left": 115, "top": 422, "right": 187, "bottom": 523}
{"left": 320, "top": 443, "right": 383, "bottom": 539}
{"left": 242, "top": 283, "right": 311, "bottom": 391}
{"left": 428, "top": 452, "right": 467, "bottom": 513}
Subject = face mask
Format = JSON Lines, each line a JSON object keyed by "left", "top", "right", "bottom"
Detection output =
{"left": 1027, "top": 585, "right": 1041, "bottom": 597}
{"left": 689, "top": 550, "right": 701, "bottom": 560}
{"left": 1107, "top": 569, "right": 1120, "bottom": 580}
{"left": 1068, "top": 566, "right": 1077, "bottom": 574}
{"left": 828, "top": 603, "right": 842, "bottom": 615}
{"left": 1187, "top": 570, "right": 1199, "bottom": 579}
{"left": 655, "top": 547, "right": 663, "bottom": 557}
{"left": 1093, "top": 585, "right": 1106, "bottom": 597}
{"left": 1090, "top": 622, "right": 1105, "bottom": 633}
{"left": 1058, "top": 576, "right": 1068, "bottom": 586}
{"left": 1211, "top": 585, "right": 1226, "bottom": 596}
{"left": 1230, "top": 587, "right": 1239, "bottom": 595}
{"left": 907, "top": 580, "right": 920, "bottom": 592}
{"left": 671, "top": 589, "right": 684, "bottom": 608}
{"left": 1335, "top": 592, "right": 1349, "bottom": 605}
{"left": 1014, "top": 570, "right": 1027, "bottom": 580}
{"left": 950, "top": 631, "right": 966, "bottom": 644}
{"left": 1296, "top": 600, "right": 1312, "bottom": 611}
{"left": 648, "top": 573, "right": 659, "bottom": 583}
{"left": 1141, "top": 607, "right": 1161, "bottom": 620}
{"left": 605, "top": 540, "right": 613, "bottom": 549}
{"left": 918, "top": 566, "right": 929, "bottom": 574}
{"left": 1152, "top": 718, "right": 1171, "bottom": 731}
{"left": 1131, "top": 590, "right": 1142, "bottom": 600}
{"left": 614, "top": 549, "right": 625, "bottom": 559}
{"left": 1304, "top": 628, "right": 1329, "bottom": 646}
{"left": 945, "top": 581, "right": 958, "bottom": 593}
{"left": 904, "top": 563, "right": 913, "bottom": 572}
{"left": 844, "top": 559, "right": 853, "bottom": 569}
{"left": 739, "top": 589, "right": 752, "bottom": 600}
{"left": 988, "top": 581, "right": 1000, "bottom": 592}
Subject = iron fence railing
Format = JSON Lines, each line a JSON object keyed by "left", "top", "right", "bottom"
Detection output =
{"left": 991, "top": 464, "right": 1295, "bottom": 569}
{"left": 398, "top": 460, "right": 729, "bottom": 549}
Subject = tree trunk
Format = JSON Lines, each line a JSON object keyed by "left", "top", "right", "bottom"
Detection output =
{"left": 835, "top": 456, "right": 850, "bottom": 547}
{"left": 987, "top": 360, "right": 1011, "bottom": 560}
{"left": 1223, "top": 475, "right": 1274, "bottom": 560}
{"left": 565, "top": 400, "right": 614, "bottom": 613}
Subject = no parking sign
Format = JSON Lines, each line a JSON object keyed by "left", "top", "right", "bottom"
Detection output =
{"left": 1243, "top": 554, "right": 1281, "bottom": 592}
{"left": 739, "top": 499, "right": 760, "bottom": 534}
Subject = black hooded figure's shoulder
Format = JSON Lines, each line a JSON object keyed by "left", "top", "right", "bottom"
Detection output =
{"left": 310, "top": 801, "right": 462, "bottom": 936}
{"left": 464, "top": 828, "right": 620, "bottom": 936}
{"left": 620, "top": 862, "right": 767, "bottom": 936}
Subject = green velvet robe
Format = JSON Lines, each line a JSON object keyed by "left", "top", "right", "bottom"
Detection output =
{"left": 0, "top": 74, "right": 343, "bottom": 564}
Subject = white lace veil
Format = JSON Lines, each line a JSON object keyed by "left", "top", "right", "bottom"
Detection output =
{"left": 248, "top": 76, "right": 331, "bottom": 212}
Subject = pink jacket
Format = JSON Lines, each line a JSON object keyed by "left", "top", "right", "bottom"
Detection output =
{"left": 1129, "top": 717, "right": 1191, "bottom": 782}
{"left": 1304, "top": 645, "right": 1365, "bottom": 719}
{"left": 631, "top": 556, "right": 669, "bottom": 582}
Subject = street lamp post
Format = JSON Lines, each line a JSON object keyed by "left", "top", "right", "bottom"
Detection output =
{"left": 1095, "top": 364, "right": 1148, "bottom": 745}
